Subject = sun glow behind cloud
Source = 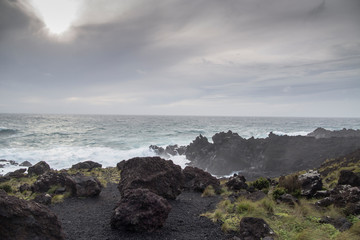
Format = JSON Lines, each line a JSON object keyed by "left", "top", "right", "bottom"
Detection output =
{"left": 30, "top": 0, "right": 83, "bottom": 35}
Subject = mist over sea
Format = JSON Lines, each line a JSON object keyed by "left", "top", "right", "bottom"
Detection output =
{"left": 1, "top": 114, "right": 359, "bottom": 175}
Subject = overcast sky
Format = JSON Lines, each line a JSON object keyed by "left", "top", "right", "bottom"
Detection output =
{"left": 1, "top": 0, "right": 359, "bottom": 117}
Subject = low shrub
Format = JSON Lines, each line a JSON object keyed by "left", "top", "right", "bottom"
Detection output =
{"left": 251, "top": 177, "right": 270, "bottom": 190}
{"left": 279, "top": 174, "right": 301, "bottom": 194}
{"left": 273, "top": 187, "right": 287, "bottom": 200}
{"left": 0, "top": 184, "right": 12, "bottom": 193}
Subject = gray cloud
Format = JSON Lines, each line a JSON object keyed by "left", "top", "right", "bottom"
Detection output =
{"left": 0, "top": 0, "right": 359, "bottom": 117}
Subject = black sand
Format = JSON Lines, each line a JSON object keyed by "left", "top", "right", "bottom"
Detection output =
{"left": 51, "top": 183, "right": 227, "bottom": 240}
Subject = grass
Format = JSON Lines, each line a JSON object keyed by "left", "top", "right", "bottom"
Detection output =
{"left": 0, "top": 184, "right": 12, "bottom": 193}
{"left": 0, "top": 175, "right": 38, "bottom": 200}
{"left": 202, "top": 185, "right": 216, "bottom": 197}
{"left": 66, "top": 167, "right": 121, "bottom": 186}
{"left": 51, "top": 192, "right": 72, "bottom": 204}
{"left": 202, "top": 170, "right": 360, "bottom": 240}
{"left": 0, "top": 166, "right": 121, "bottom": 203}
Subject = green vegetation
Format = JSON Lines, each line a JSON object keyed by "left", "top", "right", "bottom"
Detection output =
{"left": 51, "top": 191, "right": 72, "bottom": 204}
{"left": 250, "top": 177, "right": 270, "bottom": 190}
{"left": 202, "top": 185, "right": 216, "bottom": 197}
{"left": 66, "top": 167, "right": 121, "bottom": 186}
{"left": 0, "top": 166, "right": 121, "bottom": 203}
{"left": 0, "top": 175, "right": 37, "bottom": 200}
{"left": 203, "top": 192, "right": 359, "bottom": 240}
{"left": 272, "top": 187, "right": 287, "bottom": 200}
{"left": 318, "top": 153, "right": 360, "bottom": 189}
{"left": 0, "top": 184, "right": 12, "bottom": 193}
{"left": 202, "top": 152, "right": 360, "bottom": 240}
{"left": 278, "top": 174, "right": 301, "bottom": 197}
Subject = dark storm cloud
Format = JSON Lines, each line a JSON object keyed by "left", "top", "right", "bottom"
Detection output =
{"left": 0, "top": 0, "right": 359, "bottom": 116}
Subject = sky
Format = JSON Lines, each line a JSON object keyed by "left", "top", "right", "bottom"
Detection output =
{"left": 0, "top": 0, "right": 359, "bottom": 117}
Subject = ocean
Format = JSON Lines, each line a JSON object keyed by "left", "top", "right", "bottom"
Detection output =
{"left": 1, "top": 114, "right": 359, "bottom": 175}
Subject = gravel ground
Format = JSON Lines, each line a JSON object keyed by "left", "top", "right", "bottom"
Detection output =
{"left": 51, "top": 184, "right": 228, "bottom": 240}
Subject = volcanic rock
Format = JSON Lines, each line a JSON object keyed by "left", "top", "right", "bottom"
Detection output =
{"left": 149, "top": 145, "right": 169, "bottom": 158}
{"left": 183, "top": 166, "right": 220, "bottom": 193}
{"left": 307, "top": 127, "right": 360, "bottom": 138}
{"left": 0, "top": 190, "right": 64, "bottom": 240}
{"left": 316, "top": 197, "right": 334, "bottom": 208}
{"left": 319, "top": 216, "right": 352, "bottom": 232}
{"left": 298, "top": 170, "right": 323, "bottom": 198}
{"left": 316, "top": 185, "right": 360, "bottom": 215}
{"left": 117, "top": 157, "right": 184, "bottom": 199}
{"left": 111, "top": 188, "right": 172, "bottom": 232}
{"left": 20, "top": 161, "right": 32, "bottom": 167}
{"left": 28, "top": 161, "right": 51, "bottom": 176}
{"left": 313, "top": 190, "right": 330, "bottom": 199}
{"left": 239, "top": 217, "right": 275, "bottom": 240}
{"left": 331, "top": 185, "right": 360, "bottom": 208}
{"left": 65, "top": 173, "right": 102, "bottom": 197}
{"left": 276, "top": 194, "right": 299, "bottom": 206}
{"left": 338, "top": 170, "right": 360, "bottom": 187}
{"left": 19, "top": 183, "right": 31, "bottom": 193}
{"left": 71, "top": 161, "right": 102, "bottom": 171}
{"left": 226, "top": 174, "right": 248, "bottom": 191}
{"left": 33, "top": 193, "right": 52, "bottom": 205}
{"left": 149, "top": 145, "right": 187, "bottom": 158}
{"left": 31, "top": 171, "right": 67, "bottom": 193}
{"left": 5, "top": 168, "right": 26, "bottom": 178}
{"left": 183, "top": 129, "right": 360, "bottom": 177}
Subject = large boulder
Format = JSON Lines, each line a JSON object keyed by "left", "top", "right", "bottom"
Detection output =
{"left": 338, "top": 170, "right": 360, "bottom": 187}
{"left": 28, "top": 161, "right": 51, "bottom": 176}
{"left": 31, "top": 171, "right": 67, "bottom": 193}
{"left": 183, "top": 166, "right": 220, "bottom": 192}
{"left": 111, "top": 188, "right": 171, "bottom": 232}
{"left": 65, "top": 174, "right": 102, "bottom": 197}
{"left": 0, "top": 190, "right": 64, "bottom": 240}
{"left": 298, "top": 170, "right": 323, "bottom": 198}
{"left": 239, "top": 217, "right": 275, "bottom": 240}
{"left": 71, "top": 161, "right": 102, "bottom": 171}
{"left": 226, "top": 174, "right": 248, "bottom": 191}
{"left": 117, "top": 157, "right": 184, "bottom": 199}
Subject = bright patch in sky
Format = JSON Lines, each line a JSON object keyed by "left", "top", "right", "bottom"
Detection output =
{"left": 30, "top": 0, "right": 82, "bottom": 34}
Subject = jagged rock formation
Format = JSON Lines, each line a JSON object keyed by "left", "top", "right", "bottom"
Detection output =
{"left": 159, "top": 129, "right": 360, "bottom": 178}
{"left": 307, "top": 127, "right": 360, "bottom": 138}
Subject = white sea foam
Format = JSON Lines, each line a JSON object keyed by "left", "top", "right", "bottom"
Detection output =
{"left": 0, "top": 146, "right": 191, "bottom": 175}
{"left": 271, "top": 131, "right": 310, "bottom": 136}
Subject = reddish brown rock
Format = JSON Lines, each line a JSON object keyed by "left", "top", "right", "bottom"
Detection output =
{"left": 111, "top": 188, "right": 171, "bottom": 232}
{"left": 0, "top": 190, "right": 64, "bottom": 240}
{"left": 117, "top": 157, "right": 184, "bottom": 199}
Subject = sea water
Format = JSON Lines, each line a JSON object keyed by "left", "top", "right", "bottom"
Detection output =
{"left": 1, "top": 114, "right": 359, "bottom": 175}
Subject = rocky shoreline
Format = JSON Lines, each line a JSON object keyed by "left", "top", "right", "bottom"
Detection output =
{"left": 1, "top": 128, "right": 360, "bottom": 239}
{"left": 150, "top": 128, "right": 360, "bottom": 178}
